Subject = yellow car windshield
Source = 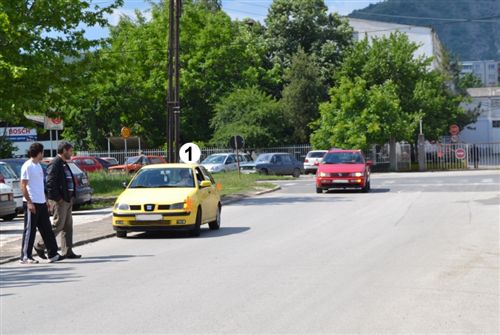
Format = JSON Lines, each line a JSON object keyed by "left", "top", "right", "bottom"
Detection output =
{"left": 129, "top": 168, "right": 195, "bottom": 188}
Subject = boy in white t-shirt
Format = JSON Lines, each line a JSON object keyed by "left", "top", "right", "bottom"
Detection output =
{"left": 19, "top": 143, "right": 63, "bottom": 264}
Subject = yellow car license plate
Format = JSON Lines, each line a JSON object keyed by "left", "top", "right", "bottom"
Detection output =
{"left": 136, "top": 214, "right": 163, "bottom": 221}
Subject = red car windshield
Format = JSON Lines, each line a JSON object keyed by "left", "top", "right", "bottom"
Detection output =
{"left": 323, "top": 152, "right": 364, "bottom": 164}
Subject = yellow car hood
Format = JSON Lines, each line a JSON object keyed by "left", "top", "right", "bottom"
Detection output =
{"left": 116, "top": 187, "right": 196, "bottom": 205}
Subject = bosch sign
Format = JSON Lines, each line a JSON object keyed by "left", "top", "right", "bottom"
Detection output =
{"left": 0, "top": 127, "right": 37, "bottom": 142}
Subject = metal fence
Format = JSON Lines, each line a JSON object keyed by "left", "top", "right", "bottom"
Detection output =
{"left": 77, "top": 142, "right": 500, "bottom": 171}
{"left": 425, "top": 142, "right": 500, "bottom": 170}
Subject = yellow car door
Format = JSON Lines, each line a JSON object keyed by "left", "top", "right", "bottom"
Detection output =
{"left": 195, "top": 167, "right": 213, "bottom": 222}
{"left": 200, "top": 166, "right": 219, "bottom": 220}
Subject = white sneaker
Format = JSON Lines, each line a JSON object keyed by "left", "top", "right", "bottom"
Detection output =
{"left": 48, "top": 254, "right": 63, "bottom": 263}
{"left": 19, "top": 258, "right": 39, "bottom": 264}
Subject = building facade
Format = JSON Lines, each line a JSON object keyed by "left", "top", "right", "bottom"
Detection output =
{"left": 348, "top": 18, "right": 444, "bottom": 70}
{"left": 460, "top": 60, "right": 500, "bottom": 87}
{"left": 460, "top": 87, "right": 500, "bottom": 144}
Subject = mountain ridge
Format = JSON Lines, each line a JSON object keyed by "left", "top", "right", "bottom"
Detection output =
{"left": 349, "top": 0, "right": 500, "bottom": 61}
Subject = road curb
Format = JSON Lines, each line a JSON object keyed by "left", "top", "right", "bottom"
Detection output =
{"left": 0, "top": 185, "right": 282, "bottom": 265}
{"left": 221, "top": 185, "right": 281, "bottom": 205}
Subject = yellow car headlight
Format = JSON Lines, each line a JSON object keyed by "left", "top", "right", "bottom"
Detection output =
{"left": 170, "top": 202, "right": 184, "bottom": 210}
{"left": 114, "top": 203, "right": 130, "bottom": 210}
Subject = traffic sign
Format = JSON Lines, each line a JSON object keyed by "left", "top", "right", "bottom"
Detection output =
{"left": 44, "top": 117, "right": 64, "bottom": 130}
{"left": 455, "top": 148, "right": 466, "bottom": 160}
{"left": 121, "top": 127, "right": 131, "bottom": 139}
{"left": 449, "top": 124, "right": 459, "bottom": 136}
{"left": 228, "top": 135, "right": 244, "bottom": 150}
{"left": 179, "top": 143, "right": 201, "bottom": 163}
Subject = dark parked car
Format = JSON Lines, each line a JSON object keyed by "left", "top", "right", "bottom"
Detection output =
{"left": 240, "top": 153, "right": 303, "bottom": 177}
{"left": 40, "top": 161, "right": 93, "bottom": 209}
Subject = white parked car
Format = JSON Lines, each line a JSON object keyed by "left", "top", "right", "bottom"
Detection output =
{"left": 303, "top": 150, "right": 327, "bottom": 174}
{"left": 0, "top": 183, "right": 17, "bottom": 221}
{"left": 0, "top": 162, "right": 22, "bottom": 215}
{"left": 201, "top": 153, "right": 238, "bottom": 173}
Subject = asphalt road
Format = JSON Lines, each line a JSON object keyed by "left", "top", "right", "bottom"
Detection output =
{"left": 1, "top": 171, "right": 499, "bottom": 334}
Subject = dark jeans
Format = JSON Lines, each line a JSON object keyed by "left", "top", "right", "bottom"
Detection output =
{"left": 20, "top": 202, "right": 59, "bottom": 260}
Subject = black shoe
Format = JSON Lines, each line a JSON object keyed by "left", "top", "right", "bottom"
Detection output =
{"left": 48, "top": 253, "right": 65, "bottom": 263}
{"left": 34, "top": 248, "right": 47, "bottom": 260}
{"left": 65, "top": 253, "right": 82, "bottom": 259}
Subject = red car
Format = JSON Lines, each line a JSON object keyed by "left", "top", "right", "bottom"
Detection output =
{"left": 315, "top": 149, "right": 372, "bottom": 193}
{"left": 72, "top": 156, "right": 105, "bottom": 173}
{"left": 108, "top": 155, "right": 166, "bottom": 173}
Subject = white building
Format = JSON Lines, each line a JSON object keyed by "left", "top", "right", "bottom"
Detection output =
{"left": 460, "top": 87, "right": 500, "bottom": 143}
{"left": 348, "top": 18, "right": 444, "bottom": 70}
{"left": 460, "top": 60, "right": 500, "bottom": 87}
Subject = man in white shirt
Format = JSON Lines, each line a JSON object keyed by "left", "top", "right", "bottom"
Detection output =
{"left": 20, "top": 143, "right": 63, "bottom": 264}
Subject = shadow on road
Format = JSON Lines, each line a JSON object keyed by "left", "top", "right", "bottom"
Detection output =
{"left": 0, "top": 254, "right": 152, "bottom": 290}
{"left": 0, "top": 229, "right": 24, "bottom": 235}
{"left": 236, "top": 196, "right": 351, "bottom": 206}
{"left": 324, "top": 188, "right": 391, "bottom": 194}
{"left": 0, "top": 266, "right": 81, "bottom": 289}
{"left": 128, "top": 227, "right": 250, "bottom": 240}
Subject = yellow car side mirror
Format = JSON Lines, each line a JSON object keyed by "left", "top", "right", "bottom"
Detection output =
{"left": 199, "top": 180, "right": 212, "bottom": 188}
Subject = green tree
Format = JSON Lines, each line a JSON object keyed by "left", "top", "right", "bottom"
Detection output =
{"left": 311, "top": 33, "right": 471, "bottom": 170}
{"left": 265, "top": 0, "right": 352, "bottom": 87}
{"left": 458, "top": 73, "right": 483, "bottom": 90}
{"left": 63, "top": 1, "right": 271, "bottom": 149}
{"left": 0, "top": 0, "right": 122, "bottom": 124}
{"left": 0, "top": 131, "right": 15, "bottom": 158}
{"left": 210, "top": 87, "right": 286, "bottom": 148}
{"left": 281, "top": 49, "right": 324, "bottom": 143}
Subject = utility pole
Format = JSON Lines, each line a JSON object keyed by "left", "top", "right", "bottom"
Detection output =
{"left": 167, "top": 0, "right": 181, "bottom": 162}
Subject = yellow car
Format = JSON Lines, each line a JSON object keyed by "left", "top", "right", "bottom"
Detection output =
{"left": 112, "top": 163, "right": 221, "bottom": 238}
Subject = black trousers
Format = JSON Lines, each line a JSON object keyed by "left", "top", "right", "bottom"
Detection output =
{"left": 20, "top": 202, "right": 59, "bottom": 260}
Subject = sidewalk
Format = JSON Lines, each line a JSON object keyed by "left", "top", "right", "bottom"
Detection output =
{"left": 0, "top": 185, "right": 280, "bottom": 264}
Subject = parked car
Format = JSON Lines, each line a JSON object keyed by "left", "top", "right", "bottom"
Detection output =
{"left": 303, "top": 150, "right": 327, "bottom": 174}
{"left": 315, "top": 149, "right": 372, "bottom": 193}
{"left": 0, "top": 183, "right": 17, "bottom": 221}
{"left": 112, "top": 163, "right": 221, "bottom": 238}
{"left": 95, "top": 157, "right": 116, "bottom": 170}
{"left": 240, "top": 153, "right": 303, "bottom": 177}
{"left": 0, "top": 162, "right": 22, "bottom": 214}
{"left": 71, "top": 156, "right": 105, "bottom": 173}
{"left": 201, "top": 153, "right": 239, "bottom": 173}
{"left": 101, "top": 157, "right": 119, "bottom": 166}
{"left": 40, "top": 161, "right": 93, "bottom": 209}
{"left": 238, "top": 153, "right": 253, "bottom": 163}
{"left": 108, "top": 155, "right": 166, "bottom": 173}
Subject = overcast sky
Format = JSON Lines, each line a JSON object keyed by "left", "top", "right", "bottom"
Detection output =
{"left": 84, "top": 0, "right": 382, "bottom": 39}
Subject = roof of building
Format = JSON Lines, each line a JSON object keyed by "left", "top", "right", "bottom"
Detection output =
{"left": 348, "top": 18, "right": 433, "bottom": 33}
{"left": 467, "top": 87, "right": 500, "bottom": 97}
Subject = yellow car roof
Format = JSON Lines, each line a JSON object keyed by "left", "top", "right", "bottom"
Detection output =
{"left": 141, "top": 163, "right": 199, "bottom": 170}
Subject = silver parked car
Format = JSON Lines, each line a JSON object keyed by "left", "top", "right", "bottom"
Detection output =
{"left": 0, "top": 162, "right": 22, "bottom": 215}
{"left": 0, "top": 183, "right": 17, "bottom": 221}
{"left": 201, "top": 153, "right": 239, "bottom": 173}
{"left": 303, "top": 150, "right": 327, "bottom": 174}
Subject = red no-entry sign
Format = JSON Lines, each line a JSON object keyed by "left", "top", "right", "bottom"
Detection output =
{"left": 450, "top": 124, "right": 460, "bottom": 136}
{"left": 455, "top": 148, "right": 466, "bottom": 160}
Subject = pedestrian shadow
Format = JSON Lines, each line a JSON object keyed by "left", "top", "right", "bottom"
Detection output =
{"left": 0, "top": 229, "right": 24, "bottom": 234}
{"left": 0, "top": 266, "right": 81, "bottom": 289}
{"left": 66, "top": 254, "right": 153, "bottom": 264}
{"left": 128, "top": 227, "right": 250, "bottom": 239}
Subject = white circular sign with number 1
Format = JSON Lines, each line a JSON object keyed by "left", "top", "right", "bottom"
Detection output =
{"left": 179, "top": 143, "right": 201, "bottom": 163}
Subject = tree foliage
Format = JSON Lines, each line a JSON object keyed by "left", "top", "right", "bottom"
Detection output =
{"left": 0, "top": 0, "right": 122, "bottom": 124}
{"left": 281, "top": 49, "right": 324, "bottom": 143}
{"left": 311, "top": 33, "right": 471, "bottom": 150}
{"left": 210, "top": 87, "right": 286, "bottom": 148}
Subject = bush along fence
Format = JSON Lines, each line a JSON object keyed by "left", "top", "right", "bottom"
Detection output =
{"left": 77, "top": 142, "right": 500, "bottom": 172}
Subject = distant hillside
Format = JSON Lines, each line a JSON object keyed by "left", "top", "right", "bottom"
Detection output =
{"left": 349, "top": 0, "right": 500, "bottom": 61}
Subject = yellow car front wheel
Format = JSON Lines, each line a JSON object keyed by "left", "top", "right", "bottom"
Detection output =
{"left": 190, "top": 207, "right": 202, "bottom": 237}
